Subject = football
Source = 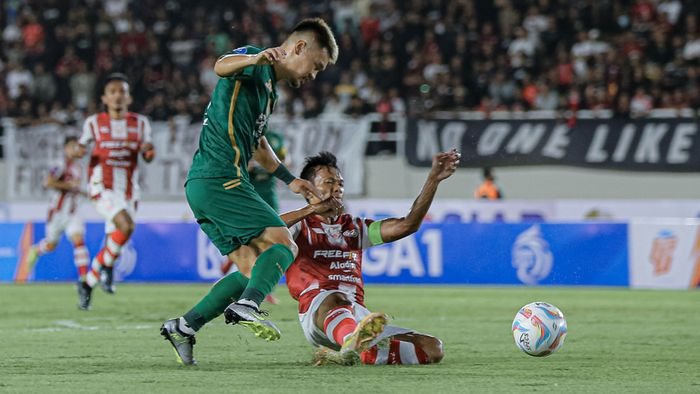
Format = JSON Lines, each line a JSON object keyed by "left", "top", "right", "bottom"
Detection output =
{"left": 512, "top": 301, "right": 567, "bottom": 357}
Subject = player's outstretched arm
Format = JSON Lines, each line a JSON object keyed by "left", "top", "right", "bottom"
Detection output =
{"left": 214, "top": 47, "right": 287, "bottom": 77}
{"left": 377, "top": 149, "right": 460, "bottom": 243}
{"left": 279, "top": 197, "right": 343, "bottom": 227}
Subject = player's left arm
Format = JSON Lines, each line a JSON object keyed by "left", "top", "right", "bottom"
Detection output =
{"left": 253, "top": 136, "right": 321, "bottom": 200}
{"left": 140, "top": 116, "right": 155, "bottom": 163}
{"left": 371, "top": 149, "right": 460, "bottom": 244}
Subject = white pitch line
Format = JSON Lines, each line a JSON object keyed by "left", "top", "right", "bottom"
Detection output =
{"left": 23, "top": 321, "right": 157, "bottom": 333}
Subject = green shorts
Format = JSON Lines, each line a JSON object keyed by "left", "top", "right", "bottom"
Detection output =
{"left": 185, "top": 177, "right": 285, "bottom": 256}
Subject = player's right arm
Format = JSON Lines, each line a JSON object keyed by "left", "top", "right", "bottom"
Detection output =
{"left": 214, "top": 47, "right": 287, "bottom": 77}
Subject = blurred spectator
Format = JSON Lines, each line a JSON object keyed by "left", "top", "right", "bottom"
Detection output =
{"left": 6, "top": 61, "right": 33, "bottom": 99}
{"left": 474, "top": 167, "right": 503, "bottom": 200}
{"left": 345, "top": 94, "right": 372, "bottom": 117}
{"left": 2, "top": 0, "right": 700, "bottom": 126}
{"left": 69, "top": 61, "right": 96, "bottom": 110}
{"left": 31, "top": 63, "right": 57, "bottom": 104}
{"left": 321, "top": 92, "right": 346, "bottom": 116}
{"left": 630, "top": 88, "right": 654, "bottom": 117}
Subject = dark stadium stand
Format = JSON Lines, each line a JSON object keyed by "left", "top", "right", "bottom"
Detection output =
{"left": 1, "top": 0, "right": 699, "bottom": 126}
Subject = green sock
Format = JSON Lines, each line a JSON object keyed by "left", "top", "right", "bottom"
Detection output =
{"left": 240, "top": 244, "right": 294, "bottom": 305}
{"left": 183, "top": 271, "right": 249, "bottom": 331}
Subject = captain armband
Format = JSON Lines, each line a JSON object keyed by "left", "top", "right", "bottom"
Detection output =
{"left": 368, "top": 220, "right": 385, "bottom": 246}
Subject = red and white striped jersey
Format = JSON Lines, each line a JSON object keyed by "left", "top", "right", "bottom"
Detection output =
{"left": 47, "top": 158, "right": 82, "bottom": 219}
{"left": 286, "top": 213, "right": 375, "bottom": 314}
{"left": 79, "top": 112, "right": 152, "bottom": 200}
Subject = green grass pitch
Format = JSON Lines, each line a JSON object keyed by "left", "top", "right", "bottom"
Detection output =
{"left": 0, "top": 284, "right": 698, "bottom": 393}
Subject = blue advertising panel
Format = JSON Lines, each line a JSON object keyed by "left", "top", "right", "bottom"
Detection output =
{"left": 362, "top": 222, "right": 629, "bottom": 286}
{"left": 29, "top": 223, "right": 204, "bottom": 282}
{"left": 0, "top": 224, "right": 25, "bottom": 280}
{"left": 1, "top": 222, "right": 628, "bottom": 286}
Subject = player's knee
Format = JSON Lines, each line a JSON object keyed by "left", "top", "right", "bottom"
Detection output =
{"left": 419, "top": 336, "right": 444, "bottom": 364}
{"left": 115, "top": 212, "right": 135, "bottom": 237}
{"left": 69, "top": 235, "right": 85, "bottom": 246}
{"left": 262, "top": 227, "right": 297, "bottom": 257}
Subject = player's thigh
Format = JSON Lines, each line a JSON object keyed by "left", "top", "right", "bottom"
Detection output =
{"left": 44, "top": 213, "right": 67, "bottom": 244}
{"left": 186, "top": 177, "right": 285, "bottom": 253}
{"left": 64, "top": 216, "right": 85, "bottom": 241}
{"left": 94, "top": 191, "right": 131, "bottom": 233}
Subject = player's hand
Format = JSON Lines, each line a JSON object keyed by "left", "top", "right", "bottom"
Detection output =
{"left": 429, "top": 149, "right": 460, "bottom": 181}
{"left": 288, "top": 178, "right": 321, "bottom": 200}
{"left": 256, "top": 47, "right": 287, "bottom": 65}
{"left": 311, "top": 197, "right": 344, "bottom": 217}
{"left": 141, "top": 142, "right": 155, "bottom": 162}
{"left": 68, "top": 180, "right": 82, "bottom": 194}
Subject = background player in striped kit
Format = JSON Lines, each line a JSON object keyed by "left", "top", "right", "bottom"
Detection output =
{"left": 77, "top": 73, "right": 155, "bottom": 310}
{"left": 283, "top": 150, "right": 459, "bottom": 365}
{"left": 24, "top": 136, "right": 90, "bottom": 289}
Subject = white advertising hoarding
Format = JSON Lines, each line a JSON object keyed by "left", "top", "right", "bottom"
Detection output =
{"left": 628, "top": 219, "right": 700, "bottom": 289}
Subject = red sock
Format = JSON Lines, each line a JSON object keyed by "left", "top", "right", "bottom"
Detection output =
{"left": 361, "top": 340, "right": 430, "bottom": 365}
{"left": 99, "top": 230, "right": 129, "bottom": 268}
{"left": 323, "top": 306, "right": 357, "bottom": 346}
{"left": 73, "top": 241, "right": 90, "bottom": 281}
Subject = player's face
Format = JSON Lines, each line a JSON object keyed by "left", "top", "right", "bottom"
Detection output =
{"left": 286, "top": 42, "right": 329, "bottom": 88}
{"left": 64, "top": 141, "right": 82, "bottom": 159}
{"left": 312, "top": 166, "right": 344, "bottom": 203}
{"left": 101, "top": 81, "right": 132, "bottom": 112}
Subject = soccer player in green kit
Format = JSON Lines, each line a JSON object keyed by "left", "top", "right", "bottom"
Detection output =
{"left": 161, "top": 18, "right": 340, "bottom": 366}
{"left": 220, "top": 130, "right": 286, "bottom": 305}
{"left": 220, "top": 130, "right": 287, "bottom": 279}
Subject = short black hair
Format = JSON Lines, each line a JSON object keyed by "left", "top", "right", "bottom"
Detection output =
{"left": 103, "top": 72, "right": 129, "bottom": 89}
{"left": 290, "top": 18, "right": 338, "bottom": 64}
{"left": 64, "top": 136, "right": 78, "bottom": 146}
{"left": 300, "top": 151, "right": 339, "bottom": 182}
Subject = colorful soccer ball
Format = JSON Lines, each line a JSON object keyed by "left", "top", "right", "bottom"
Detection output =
{"left": 512, "top": 301, "right": 567, "bottom": 357}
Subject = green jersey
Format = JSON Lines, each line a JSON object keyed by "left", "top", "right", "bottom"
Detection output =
{"left": 250, "top": 130, "right": 286, "bottom": 212}
{"left": 188, "top": 45, "right": 278, "bottom": 181}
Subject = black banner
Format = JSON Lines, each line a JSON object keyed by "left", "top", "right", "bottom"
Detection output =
{"left": 406, "top": 118, "right": 700, "bottom": 172}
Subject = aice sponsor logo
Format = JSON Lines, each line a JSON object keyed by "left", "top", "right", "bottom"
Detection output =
{"left": 650, "top": 230, "right": 677, "bottom": 276}
{"left": 512, "top": 225, "right": 553, "bottom": 285}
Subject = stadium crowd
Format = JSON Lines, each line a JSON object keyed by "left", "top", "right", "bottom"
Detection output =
{"left": 1, "top": 0, "right": 699, "bottom": 127}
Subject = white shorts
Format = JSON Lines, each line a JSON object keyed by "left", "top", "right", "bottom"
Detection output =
{"left": 298, "top": 290, "right": 413, "bottom": 351}
{"left": 94, "top": 190, "right": 137, "bottom": 234}
{"left": 45, "top": 211, "right": 84, "bottom": 243}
